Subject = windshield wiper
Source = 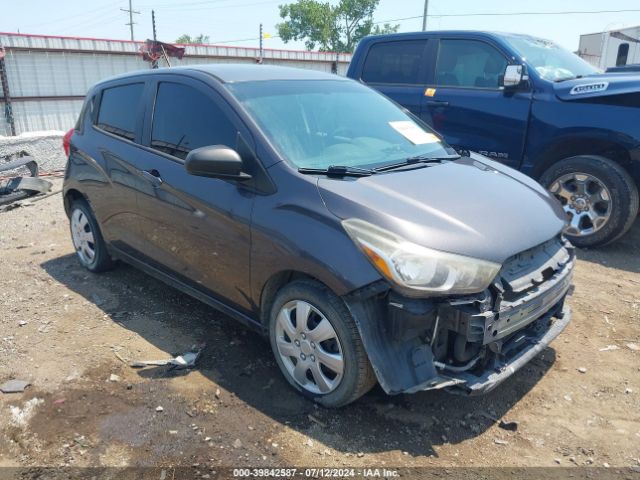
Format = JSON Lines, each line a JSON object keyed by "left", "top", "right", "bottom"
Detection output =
{"left": 374, "top": 154, "right": 460, "bottom": 172}
{"left": 298, "top": 165, "right": 376, "bottom": 177}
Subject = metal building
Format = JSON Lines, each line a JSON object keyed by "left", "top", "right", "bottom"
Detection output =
{"left": 0, "top": 32, "right": 352, "bottom": 136}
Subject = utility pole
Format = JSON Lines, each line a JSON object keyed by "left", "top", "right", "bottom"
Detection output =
{"left": 121, "top": 0, "right": 140, "bottom": 41}
{"left": 422, "top": 0, "right": 429, "bottom": 31}
{"left": 259, "top": 23, "right": 263, "bottom": 63}
{"left": 151, "top": 10, "right": 158, "bottom": 69}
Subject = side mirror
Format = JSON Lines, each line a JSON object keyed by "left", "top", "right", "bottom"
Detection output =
{"left": 185, "top": 145, "right": 251, "bottom": 181}
{"left": 502, "top": 64, "right": 524, "bottom": 88}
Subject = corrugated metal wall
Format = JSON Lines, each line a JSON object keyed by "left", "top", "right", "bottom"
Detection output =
{"left": 0, "top": 32, "right": 352, "bottom": 136}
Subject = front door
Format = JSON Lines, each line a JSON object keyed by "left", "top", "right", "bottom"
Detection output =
{"left": 133, "top": 77, "right": 255, "bottom": 312}
{"left": 420, "top": 38, "right": 532, "bottom": 169}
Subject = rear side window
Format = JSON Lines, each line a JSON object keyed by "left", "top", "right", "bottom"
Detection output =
{"left": 96, "top": 83, "right": 144, "bottom": 140}
{"left": 361, "top": 40, "right": 426, "bottom": 84}
{"left": 75, "top": 95, "right": 95, "bottom": 133}
{"left": 151, "top": 82, "right": 237, "bottom": 160}
{"left": 435, "top": 40, "right": 507, "bottom": 88}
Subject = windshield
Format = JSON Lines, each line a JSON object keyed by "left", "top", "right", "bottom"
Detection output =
{"left": 504, "top": 35, "right": 600, "bottom": 82}
{"left": 228, "top": 80, "right": 455, "bottom": 170}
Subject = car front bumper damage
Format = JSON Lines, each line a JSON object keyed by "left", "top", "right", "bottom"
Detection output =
{"left": 345, "top": 236, "right": 575, "bottom": 396}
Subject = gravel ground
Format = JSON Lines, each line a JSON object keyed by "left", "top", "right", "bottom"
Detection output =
{"left": 0, "top": 178, "right": 639, "bottom": 475}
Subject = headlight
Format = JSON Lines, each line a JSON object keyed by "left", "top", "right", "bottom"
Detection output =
{"left": 342, "top": 218, "right": 501, "bottom": 296}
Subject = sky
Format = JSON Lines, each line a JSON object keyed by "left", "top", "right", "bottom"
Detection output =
{"left": 2, "top": 0, "right": 640, "bottom": 52}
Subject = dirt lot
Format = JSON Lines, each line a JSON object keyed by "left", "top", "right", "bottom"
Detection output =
{"left": 1, "top": 178, "right": 639, "bottom": 474}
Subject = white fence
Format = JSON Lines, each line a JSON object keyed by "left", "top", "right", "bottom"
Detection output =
{"left": 0, "top": 32, "right": 352, "bottom": 136}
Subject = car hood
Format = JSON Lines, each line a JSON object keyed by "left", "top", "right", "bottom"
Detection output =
{"left": 553, "top": 73, "right": 640, "bottom": 101}
{"left": 317, "top": 153, "right": 566, "bottom": 264}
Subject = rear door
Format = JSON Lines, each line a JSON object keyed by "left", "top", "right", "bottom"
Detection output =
{"left": 420, "top": 37, "right": 532, "bottom": 169}
{"left": 133, "top": 75, "right": 255, "bottom": 313}
{"left": 358, "top": 39, "right": 429, "bottom": 116}
{"left": 89, "top": 81, "right": 149, "bottom": 255}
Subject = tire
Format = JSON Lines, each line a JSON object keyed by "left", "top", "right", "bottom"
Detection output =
{"left": 69, "top": 198, "right": 115, "bottom": 272}
{"left": 268, "top": 280, "right": 377, "bottom": 408}
{"left": 539, "top": 155, "right": 639, "bottom": 247}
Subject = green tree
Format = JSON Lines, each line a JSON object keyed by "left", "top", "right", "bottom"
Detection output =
{"left": 175, "top": 34, "right": 210, "bottom": 44}
{"left": 277, "top": 0, "right": 398, "bottom": 53}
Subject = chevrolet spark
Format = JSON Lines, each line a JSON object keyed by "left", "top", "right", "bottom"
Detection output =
{"left": 63, "top": 65, "right": 574, "bottom": 407}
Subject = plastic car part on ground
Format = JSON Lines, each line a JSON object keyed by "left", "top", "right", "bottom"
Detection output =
{"left": 129, "top": 343, "right": 206, "bottom": 369}
{"left": 0, "top": 155, "right": 52, "bottom": 206}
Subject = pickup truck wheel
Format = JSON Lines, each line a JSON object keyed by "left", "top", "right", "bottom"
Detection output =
{"left": 69, "top": 199, "right": 115, "bottom": 272}
{"left": 268, "top": 280, "right": 376, "bottom": 408}
{"left": 540, "top": 155, "right": 639, "bottom": 247}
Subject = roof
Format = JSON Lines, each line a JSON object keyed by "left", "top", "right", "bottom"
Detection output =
{"left": 188, "top": 64, "right": 347, "bottom": 82}
{"left": 95, "top": 64, "right": 347, "bottom": 86}
{"left": 360, "top": 30, "right": 544, "bottom": 43}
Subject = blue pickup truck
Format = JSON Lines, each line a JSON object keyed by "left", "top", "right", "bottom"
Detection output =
{"left": 347, "top": 31, "right": 640, "bottom": 247}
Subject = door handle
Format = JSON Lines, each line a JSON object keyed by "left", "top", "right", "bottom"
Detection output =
{"left": 141, "top": 169, "right": 163, "bottom": 187}
{"left": 426, "top": 100, "right": 449, "bottom": 107}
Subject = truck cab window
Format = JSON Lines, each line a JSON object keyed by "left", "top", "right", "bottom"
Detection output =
{"left": 361, "top": 40, "right": 427, "bottom": 84}
{"left": 436, "top": 40, "right": 507, "bottom": 88}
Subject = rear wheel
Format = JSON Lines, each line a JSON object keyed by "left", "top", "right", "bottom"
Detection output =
{"left": 540, "top": 155, "right": 639, "bottom": 247}
{"left": 268, "top": 280, "right": 376, "bottom": 408}
{"left": 69, "top": 199, "right": 115, "bottom": 272}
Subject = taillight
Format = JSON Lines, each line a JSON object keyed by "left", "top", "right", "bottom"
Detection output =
{"left": 63, "top": 129, "right": 74, "bottom": 157}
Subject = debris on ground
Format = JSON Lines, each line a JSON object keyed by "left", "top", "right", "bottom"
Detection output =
{"left": 10, "top": 398, "right": 44, "bottom": 427}
{"left": 498, "top": 419, "right": 519, "bottom": 431}
{"left": 130, "top": 344, "right": 205, "bottom": 369}
{"left": 494, "top": 439, "right": 509, "bottom": 446}
{"left": 156, "top": 406, "right": 164, "bottom": 412}
{"left": 578, "top": 367, "right": 587, "bottom": 373}
{"left": 599, "top": 345, "right": 620, "bottom": 352}
{"left": 1, "top": 379, "right": 30, "bottom": 393}
{"left": 0, "top": 155, "right": 53, "bottom": 207}
{"left": 308, "top": 414, "right": 327, "bottom": 428}
{"left": 109, "top": 374, "right": 121, "bottom": 382}
{"left": 626, "top": 343, "right": 640, "bottom": 351}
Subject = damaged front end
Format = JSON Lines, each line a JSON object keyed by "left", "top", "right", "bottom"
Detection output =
{"left": 345, "top": 235, "right": 575, "bottom": 396}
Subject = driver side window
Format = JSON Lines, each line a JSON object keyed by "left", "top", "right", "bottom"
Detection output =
{"left": 151, "top": 82, "right": 237, "bottom": 160}
{"left": 435, "top": 40, "right": 508, "bottom": 89}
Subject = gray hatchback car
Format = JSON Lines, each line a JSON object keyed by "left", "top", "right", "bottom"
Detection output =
{"left": 63, "top": 65, "right": 574, "bottom": 407}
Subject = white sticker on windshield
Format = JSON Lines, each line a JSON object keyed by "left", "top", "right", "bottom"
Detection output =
{"left": 389, "top": 121, "right": 439, "bottom": 145}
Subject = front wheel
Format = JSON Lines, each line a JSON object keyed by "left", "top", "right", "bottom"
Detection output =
{"left": 540, "top": 155, "right": 639, "bottom": 247}
{"left": 268, "top": 280, "right": 376, "bottom": 408}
